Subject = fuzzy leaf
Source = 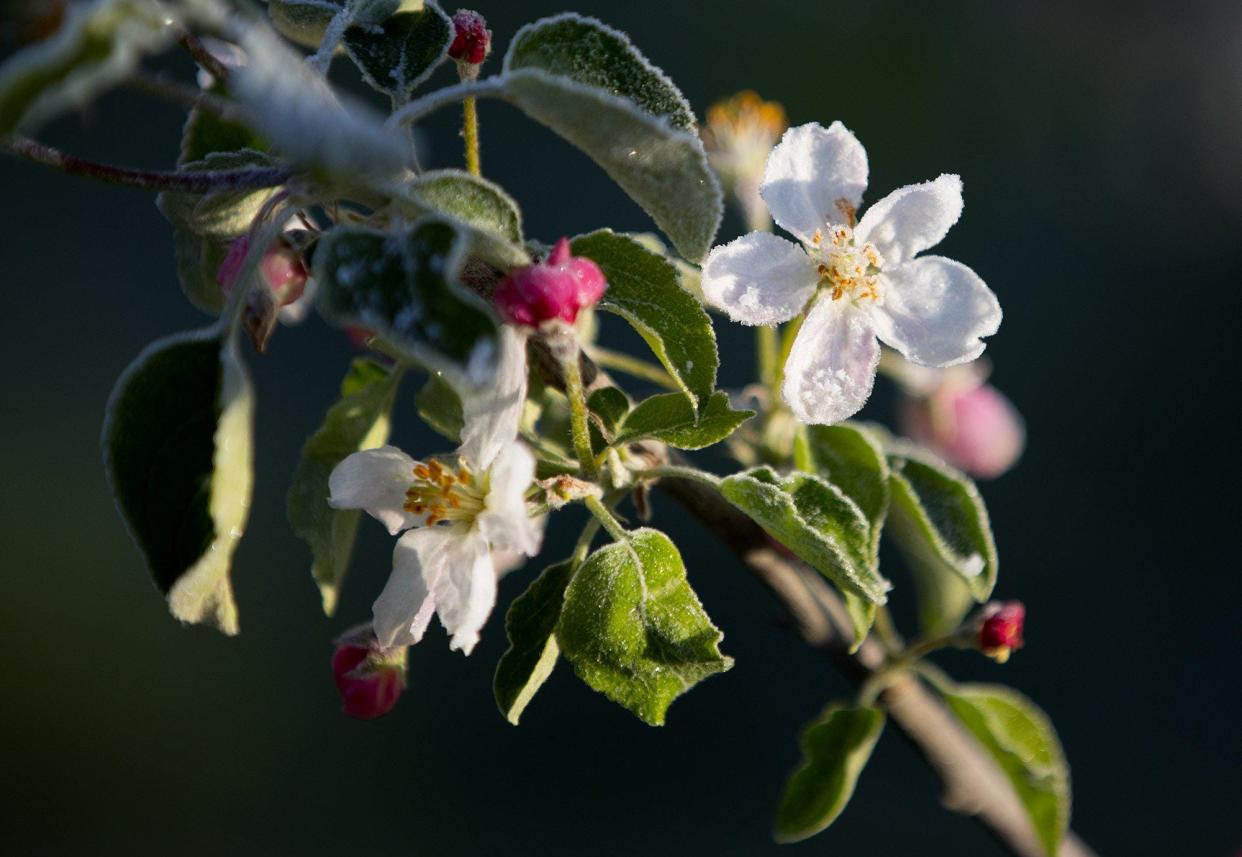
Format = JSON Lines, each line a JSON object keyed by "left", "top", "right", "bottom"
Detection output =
{"left": 556, "top": 528, "right": 732, "bottom": 726}
{"left": 178, "top": 82, "right": 267, "bottom": 166}
{"left": 0, "top": 0, "right": 174, "bottom": 135}
{"left": 494, "top": 558, "right": 575, "bottom": 725}
{"left": 287, "top": 359, "right": 402, "bottom": 615}
{"left": 268, "top": 0, "right": 401, "bottom": 48}
{"left": 314, "top": 218, "right": 500, "bottom": 387}
{"left": 720, "top": 467, "right": 890, "bottom": 606}
{"left": 615, "top": 391, "right": 752, "bottom": 450}
{"left": 571, "top": 231, "right": 717, "bottom": 409}
{"left": 775, "top": 705, "right": 885, "bottom": 842}
{"left": 102, "top": 329, "right": 253, "bottom": 635}
{"left": 343, "top": 3, "right": 452, "bottom": 101}
{"left": 587, "top": 387, "right": 630, "bottom": 434}
{"left": 404, "top": 170, "right": 523, "bottom": 245}
{"left": 888, "top": 452, "right": 997, "bottom": 615}
{"left": 158, "top": 149, "right": 283, "bottom": 239}
{"left": 943, "top": 685, "right": 1071, "bottom": 857}
{"left": 501, "top": 15, "right": 721, "bottom": 261}
{"left": 415, "top": 372, "right": 465, "bottom": 441}
{"left": 795, "top": 423, "right": 890, "bottom": 560}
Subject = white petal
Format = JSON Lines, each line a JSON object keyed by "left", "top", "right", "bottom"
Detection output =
{"left": 700, "top": 232, "right": 818, "bottom": 326}
{"left": 457, "top": 326, "right": 528, "bottom": 470}
{"left": 760, "top": 121, "right": 868, "bottom": 244}
{"left": 478, "top": 444, "right": 541, "bottom": 556}
{"left": 328, "top": 446, "right": 419, "bottom": 535}
{"left": 780, "top": 297, "right": 880, "bottom": 425}
{"left": 430, "top": 532, "right": 496, "bottom": 656}
{"left": 855, "top": 174, "right": 964, "bottom": 267}
{"left": 869, "top": 256, "right": 1002, "bottom": 367}
{"left": 372, "top": 527, "right": 450, "bottom": 648}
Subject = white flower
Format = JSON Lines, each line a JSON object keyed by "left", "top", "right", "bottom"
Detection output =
{"left": 328, "top": 442, "right": 541, "bottom": 655}
{"left": 457, "top": 325, "right": 528, "bottom": 470}
{"left": 701, "top": 121, "right": 1002, "bottom": 425}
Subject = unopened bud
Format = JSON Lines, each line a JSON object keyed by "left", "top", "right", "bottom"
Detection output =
{"left": 332, "top": 640, "right": 408, "bottom": 720}
{"left": 900, "top": 366, "right": 1024, "bottom": 479}
{"left": 977, "top": 601, "right": 1025, "bottom": 663}
{"left": 448, "top": 10, "right": 491, "bottom": 67}
{"left": 216, "top": 235, "right": 308, "bottom": 307}
{"left": 493, "top": 238, "right": 607, "bottom": 328}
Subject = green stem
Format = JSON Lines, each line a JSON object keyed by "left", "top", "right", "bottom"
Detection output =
{"left": 633, "top": 465, "right": 721, "bottom": 488}
{"left": 586, "top": 347, "right": 678, "bottom": 390}
{"left": 462, "top": 95, "right": 481, "bottom": 176}
{"left": 571, "top": 517, "right": 603, "bottom": 566}
{"left": 3, "top": 136, "right": 291, "bottom": 193}
{"left": 873, "top": 605, "right": 904, "bottom": 653}
{"left": 856, "top": 632, "right": 962, "bottom": 707}
{"left": 757, "top": 325, "right": 779, "bottom": 389}
{"left": 562, "top": 350, "right": 598, "bottom": 478}
{"left": 584, "top": 495, "right": 628, "bottom": 542}
{"left": 773, "top": 309, "right": 806, "bottom": 396}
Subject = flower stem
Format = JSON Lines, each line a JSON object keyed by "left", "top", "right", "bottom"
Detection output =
{"left": 633, "top": 465, "right": 721, "bottom": 488}
{"left": 462, "top": 96, "right": 481, "bottom": 176}
{"left": 856, "top": 631, "right": 964, "bottom": 707}
{"left": 561, "top": 350, "right": 598, "bottom": 479}
{"left": 584, "top": 495, "right": 628, "bottom": 542}
{"left": 757, "top": 325, "right": 779, "bottom": 389}
{"left": 774, "top": 309, "right": 805, "bottom": 395}
{"left": 586, "top": 347, "right": 678, "bottom": 390}
{"left": 3, "top": 136, "right": 291, "bottom": 192}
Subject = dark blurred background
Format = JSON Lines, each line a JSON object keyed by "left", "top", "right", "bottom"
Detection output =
{"left": 2, "top": 0, "right": 1239, "bottom": 854}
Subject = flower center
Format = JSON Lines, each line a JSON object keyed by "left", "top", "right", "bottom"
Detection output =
{"left": 403, "top": 459, "right": 487, "bottom": 526}
{"left": 810, "top": 225, "right": 884, "bottom": 303}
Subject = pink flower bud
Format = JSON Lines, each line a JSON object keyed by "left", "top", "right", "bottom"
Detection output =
{"left": 900, "top": 372, "right": 1025, "bottom": 480}
{"left": 493, "top": 238, "right": 607, "bottom": 328}
{"left": 216, "top": 235, "right": 308, "bottom": 307}
{"left": 448, "top": 10, "right": 491, "bottom": 65}
{"left": 331, "top": 642, "right": 407, "bottom": 720}
{"left": 978, "top": 601, "right": 1025, "bottom": 663}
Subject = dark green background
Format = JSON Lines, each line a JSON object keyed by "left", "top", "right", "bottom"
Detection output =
{"left": 2, "top": 1, "right": 1238, "bottom": 854}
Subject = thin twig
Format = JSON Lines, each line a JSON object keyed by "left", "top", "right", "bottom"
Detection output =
{"left": 2, "top": 136, "right": 291, "bottom": 193}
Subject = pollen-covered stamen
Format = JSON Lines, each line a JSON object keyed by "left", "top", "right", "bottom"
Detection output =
{"left": 403, "top": 459, "right": 487, "bottom": 526}
{"left": 813, "top": 225, "right": 884, "bottom": 303}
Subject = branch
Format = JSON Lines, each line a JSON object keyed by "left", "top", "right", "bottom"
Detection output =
{"left": 656, "top": 472, "right": 1097, "bottom": 857}
{"left": 2, "top": 136, "right": 292, "bottom": 192}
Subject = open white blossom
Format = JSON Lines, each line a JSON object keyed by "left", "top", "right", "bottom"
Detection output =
{"left": 701, "top": 121, "right": 1002, "bottom": 425}
{"left": 458, "top": 325, "right": 529, "bottom": 470}
{"left": 328, "top": 442, "right": 541, "bottom": 655}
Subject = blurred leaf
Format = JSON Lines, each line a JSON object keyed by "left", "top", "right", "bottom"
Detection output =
{"left": 179, "top": 82, "right": 267, "bottom": 165}
{"left": 0, "top": 0, "right": 174, "bottom": 134}
{"left": 494, "top": 558, "right": 574, "bottom": 725}
{"left": 571, "top": 231, "right": 717, "bottom": 409}
{"left": 343, "top": 2, "right": 451, "bottom": 101}
{"left": 287, "top": 358, "right": 402, "bottom": 615}
{"left": 268, "top": 0, "right": 401, "bottom": 48}
{"left": 795, "top": 423, "right": 890, "bottom": 561}
{"left": 314, "top": 218, "right": 500, "bottom": 386}
{"left": 502, "top": 15, "right": 721, "bottom": 261}
{"left": 614, "top": 391, "right": 752, "bottom": 450}
{"left": 888, "top": 452, "right": 997, "bottom": 617}
{"left": 720, "top": 467, "right": 890, "bottom": 608}
{"left": 102, "top": 329, "right": 253, "bottom": 635}
{"left": 943, "top": 684, "right": 1071, "bottom": 857}
{"left": 415, "top": 372, "right": 464, "bottom": 441}
{"left": 774, "top": 705, "right": 885, "bottom": 842}
{"left": 158, "top": 149, "right": 282, "bottom": 239}
{"left": 587, "top": 387, "right": 630, "bottom": 434}
{"left": 556, "top": 528, "right": 732, "bottom": 726}
{"left": 229, "top": 18, "right": 409, "bottom": 177}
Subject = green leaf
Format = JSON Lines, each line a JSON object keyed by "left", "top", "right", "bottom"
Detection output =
{"left": 415, "top": 372, "right": 464, "bottom": 441}
{"left": 403, "top": 170, "right": 523, "bottom": 245}
{"left": 502, "top": 15, "right": 722, "bottom": 261}
{"left": 888, "top": 452, "right": 997, "bottom": 607}
{"left": 587, "top": 387, "right": 630, "bottom": 434}
{"left": 268, "top": 0, "right": 401, "bottom": 48}
{"left": 178, "top": 82, "right": 267, "bottom": 166}
{"left": 614, "top": 391, "right": 752, "bottom": 450}
{"left": 102, "top": 329, "right": 254, "bottom": 635}
{"left": 314, "top": 218, "right": 501, "bottom": 386}
{"left": 229, "top": 19, "right": 409, "bottom": 178}
{"left": 166, "top": 225, "right": 230, "bottom": 314}
{"left": 943, "top": 685, "right": 1071, "bottom": 857}
{"left": 556, "top": 528, "right": 732, "bottom": 725}
{"left": 158, "top": 149, "right": 283, "bottom": 239}
{"left": 571, "top": 231, "right": 717, "bottom": 409}
{"left": 287, "top": 358, "right": 402, "bottom": 615}
{"left": 0, "top": 0, "right": 173, "bottom": 135}
{"left": 774, "top": 705, "right": 885, "bottom": 843}
{"left": 796, "top": 423, "right": 890, "bottom": 561}
{"left": 343, "top": 3, "right": 452, "bottom": 101}
{"left": 494, "top": 558, "right": 575, "bottom": 725}
{"left": 720, "top": 467, "right": 890, "bottom": 606}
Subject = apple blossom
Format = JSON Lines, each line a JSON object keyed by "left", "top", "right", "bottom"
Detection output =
{"left": 977, "top": 601, "right": 1025, "bottom": 663}
{"left": 701, "top": 91, "right": 788, "bottom": 231}
{"left": 701, "top": 121, "right": 1002, "bottom": 426}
